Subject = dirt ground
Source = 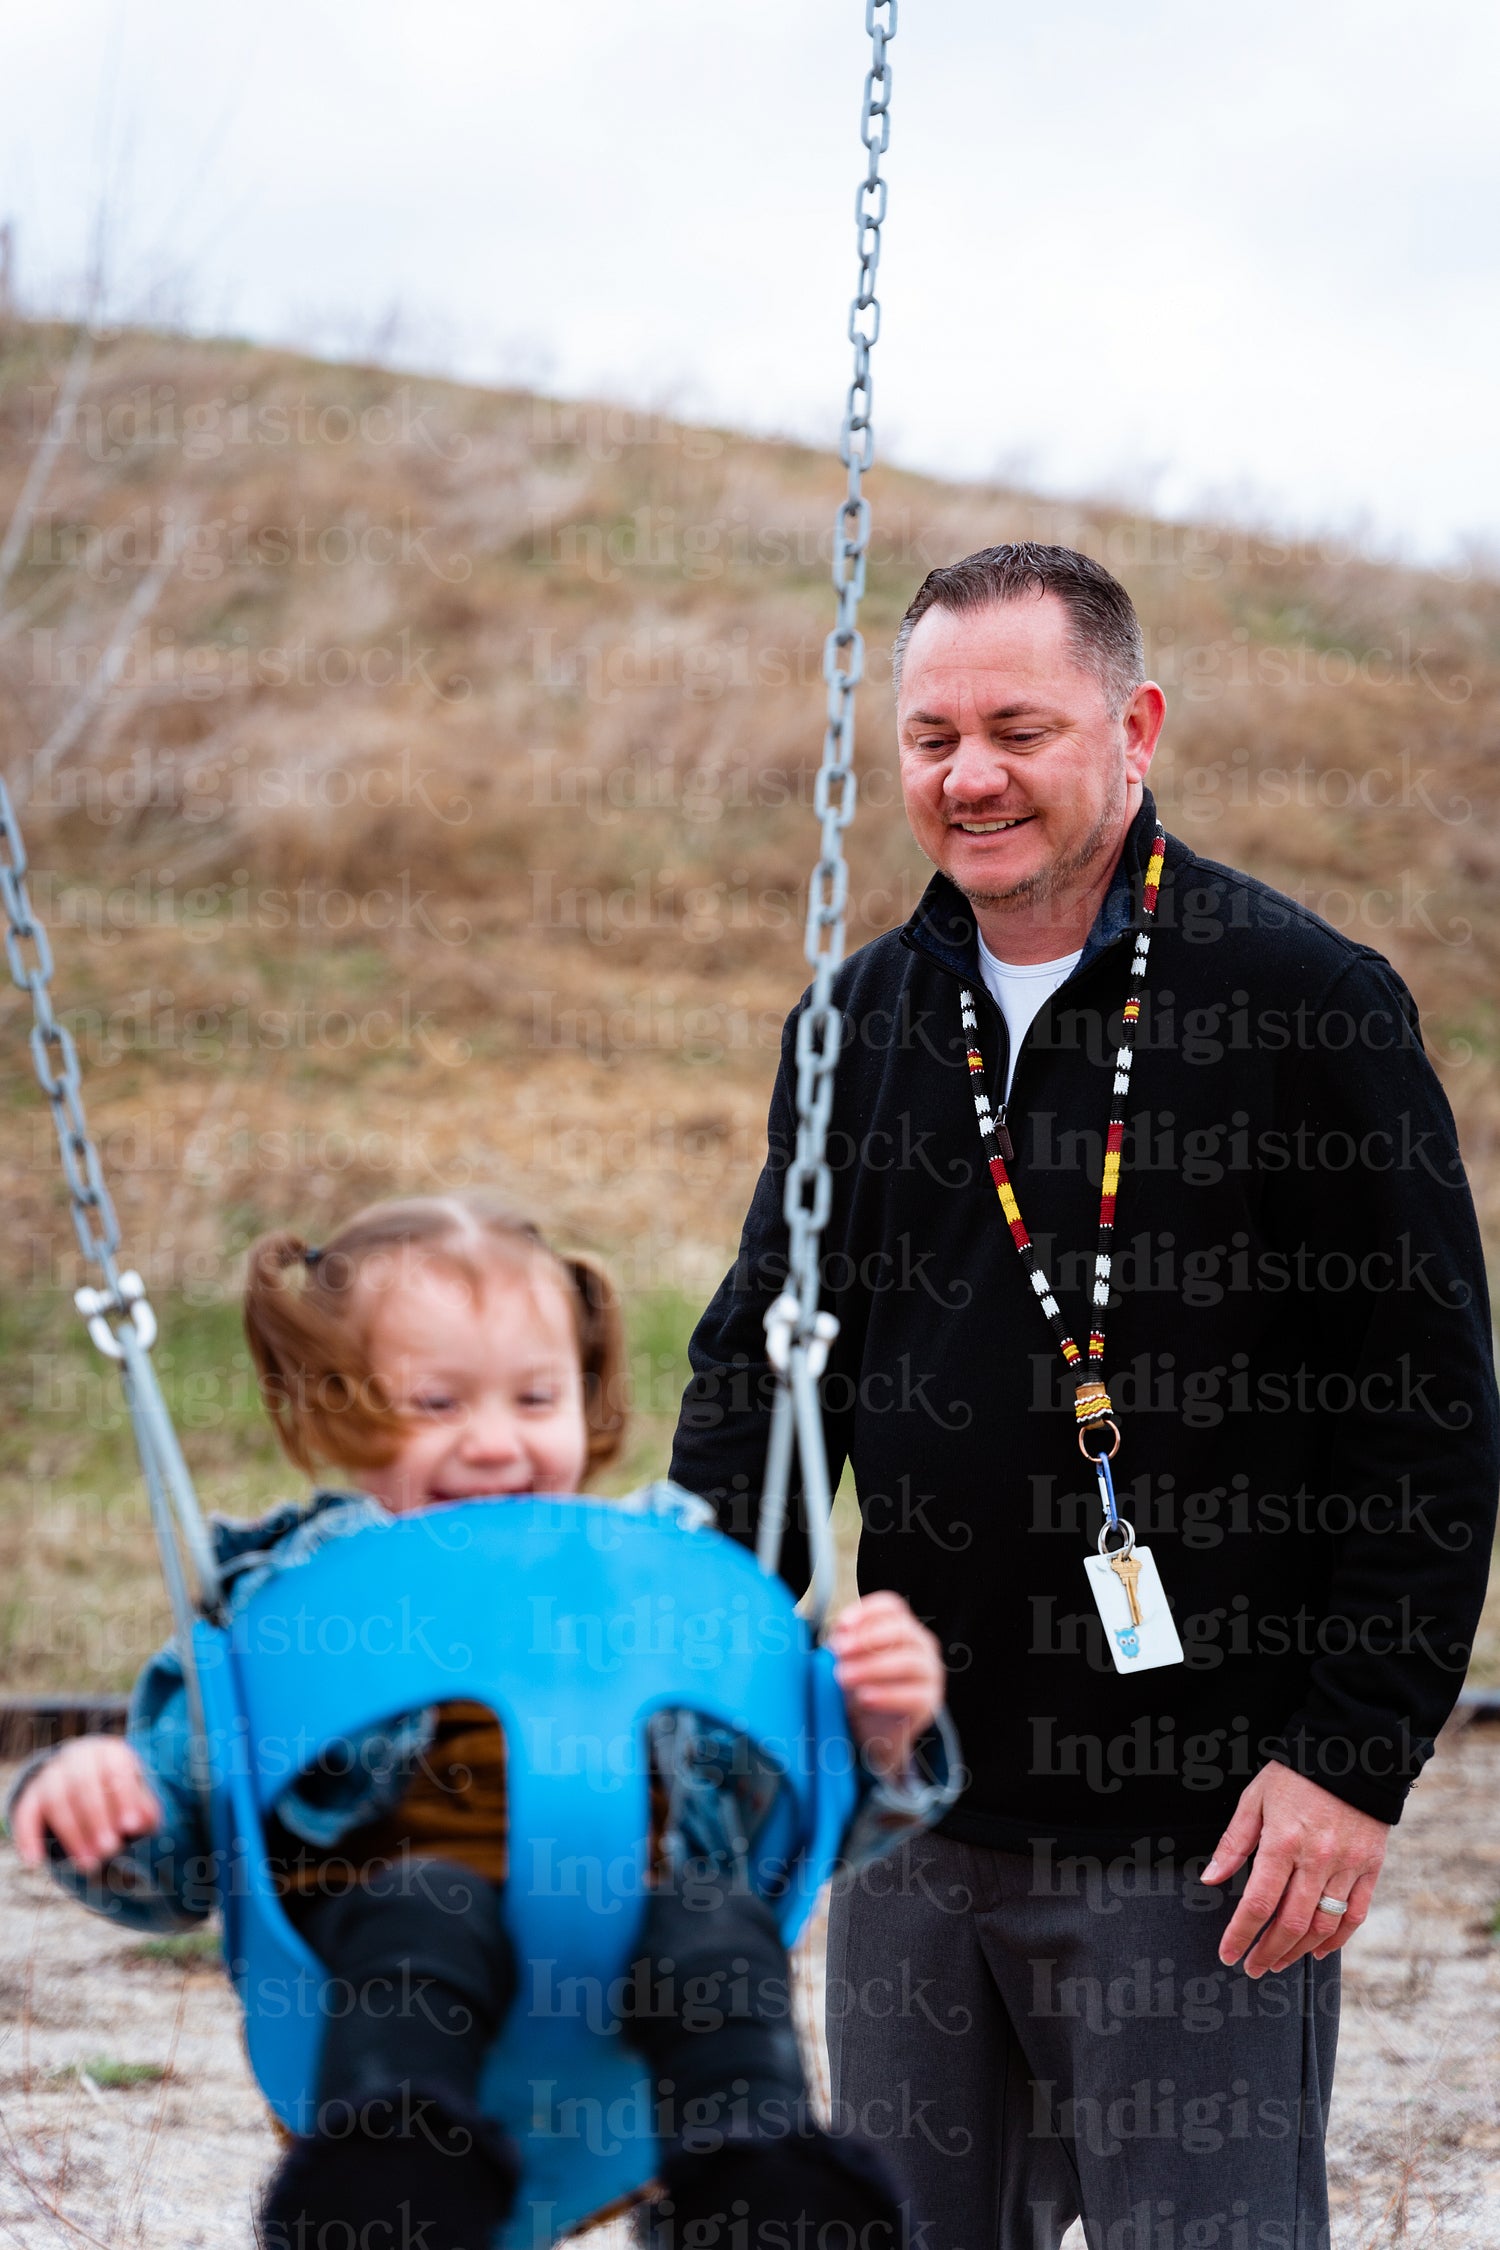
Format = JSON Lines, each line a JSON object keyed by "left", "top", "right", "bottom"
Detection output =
{"left": 5, "top": 1724, "right": 1500, "bottom": 2250}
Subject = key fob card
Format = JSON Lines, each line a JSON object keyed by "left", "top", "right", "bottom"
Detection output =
{"left": 1083, "top": 1547, "right": 1185, "bottom": 1674}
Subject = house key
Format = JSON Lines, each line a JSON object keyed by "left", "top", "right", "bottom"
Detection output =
{"left": 1109, "top": 1550, "right": 1143, "bottom": 1627}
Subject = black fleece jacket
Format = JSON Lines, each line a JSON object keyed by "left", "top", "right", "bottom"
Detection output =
{"left": 670, "top": 790, "right": 1500, "bottom": 1857}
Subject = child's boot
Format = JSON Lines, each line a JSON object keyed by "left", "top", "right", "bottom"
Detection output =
{"left": 655, "top": 2125, "right": 905, "bottom": 2250}
{"left": 259, "top": 2088, "right": 519, "bottom": 2250}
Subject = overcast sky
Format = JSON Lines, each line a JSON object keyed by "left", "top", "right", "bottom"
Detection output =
{"left": 3, "top": 0, "right": 1496, "bottom": 564}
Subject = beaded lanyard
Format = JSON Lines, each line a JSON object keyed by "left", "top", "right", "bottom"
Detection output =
{"left": 959, "top": 824, "right": 1166, "bottom": 1540}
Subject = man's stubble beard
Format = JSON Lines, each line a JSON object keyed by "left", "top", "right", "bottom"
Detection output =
{"left": 955, "top": 768, "right": 1128, "bottom": 913}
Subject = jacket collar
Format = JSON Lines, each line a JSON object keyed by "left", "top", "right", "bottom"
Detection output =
{"left": 900, "top": 786, "right": 1161, "bottom": 985}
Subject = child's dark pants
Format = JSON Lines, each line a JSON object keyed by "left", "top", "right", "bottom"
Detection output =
{"left": 261, "top": 1858, "right": 521, "bottom": 2250}
{"left": 262, "top": 1854, "right": 903, "bottom": 2250}
{"left": 300, "top": 1857, "right": 515, "bottom": 2129}
{"left": 628, "top": 1863, "right": 905, "bottom": 2250}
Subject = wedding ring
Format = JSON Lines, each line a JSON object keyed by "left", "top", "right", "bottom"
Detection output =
{"left": 1317, "top": 1894, "right": 1349, "bottom": 1916}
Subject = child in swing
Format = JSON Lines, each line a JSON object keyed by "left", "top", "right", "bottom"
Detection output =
{"left": 9, "top": 1193, "right": 956, "bottom": 2250}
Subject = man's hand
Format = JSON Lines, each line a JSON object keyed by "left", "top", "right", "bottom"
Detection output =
{"left": 10, "top": 1738, "right": 162, "bottom": 1873}
{"left": 1202, "top": 1761, "right": 1389, "bottom": 1977}
{"left": 828, "top": 1590, "right": 945, "bottom": 1781}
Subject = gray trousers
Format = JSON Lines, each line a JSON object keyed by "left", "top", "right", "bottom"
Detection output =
{"left": 826, "top": 1830, "right": 1340, "bottom": 2250}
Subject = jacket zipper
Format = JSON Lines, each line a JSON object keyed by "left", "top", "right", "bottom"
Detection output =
{"left": 966, "top": 977, "right": 1017, "bottom": 1159}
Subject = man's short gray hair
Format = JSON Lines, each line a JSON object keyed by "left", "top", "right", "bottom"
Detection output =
{"left": 891, "top": 542, "right": 1146, "bottom": 717}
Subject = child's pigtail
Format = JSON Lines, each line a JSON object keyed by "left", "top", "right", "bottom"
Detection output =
{"left": 243, "top": 1227, "right": 393, "bottom": 1475}
{"left": 564, "top": 1252, "right": 628, "bottom": 1477}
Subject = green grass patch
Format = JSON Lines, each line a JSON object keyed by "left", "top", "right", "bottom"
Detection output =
{"left": 604, "top": 1283, "right": 703, "bottom": 1494}
{"left": 131, "top": 1929, "right": 222, "bottom": 1969}
{"left": 58, "top": 2057, "right": 173, "bottom": 2090}
{"left": 1429, "top": 1005, "right": 1500, "bottom": 1069}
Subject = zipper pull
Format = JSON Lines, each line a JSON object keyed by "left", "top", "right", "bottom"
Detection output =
{"left": 995, "top": 1104, "right": 1014, "bottom": 1164}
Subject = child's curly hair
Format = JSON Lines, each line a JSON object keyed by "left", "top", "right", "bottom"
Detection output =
{"left": 243, "top": 1193, "right": 626, "bottom": 1482}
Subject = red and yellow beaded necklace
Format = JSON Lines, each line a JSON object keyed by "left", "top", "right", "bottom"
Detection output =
{"left": 959, "top": 824, "right": 1166, "bottom": 1463}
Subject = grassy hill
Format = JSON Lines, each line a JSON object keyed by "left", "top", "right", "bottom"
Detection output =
{"left": 1, "top": 317, "right": 1497, "bottom": 1689}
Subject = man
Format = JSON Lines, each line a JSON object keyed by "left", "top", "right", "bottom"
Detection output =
{"left": 670, "top": 544, "right": 1500, "bottom": 2250}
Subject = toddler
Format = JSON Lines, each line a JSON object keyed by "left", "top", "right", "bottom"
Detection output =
{"left": 10, "top": 1195, "right": 956, "bottom": 2250}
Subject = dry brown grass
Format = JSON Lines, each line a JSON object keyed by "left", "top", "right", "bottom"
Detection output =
{"left": 0, "top": 316, "right": 1497, "bottom": 1693}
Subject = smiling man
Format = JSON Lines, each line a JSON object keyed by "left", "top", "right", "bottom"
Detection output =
{"left": 671, "top": 544, "right": 1499, "bottom": 2250}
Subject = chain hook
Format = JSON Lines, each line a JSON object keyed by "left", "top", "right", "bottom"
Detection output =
{"left": 76, "top": 1271, "right": 159, "bottom": 1361}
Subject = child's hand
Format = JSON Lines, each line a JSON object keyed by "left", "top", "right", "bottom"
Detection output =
{"left": 827, "top": 1591, "right": 945, "bottom": 1782}
{"left": 10, "top": 1738, "right": 162, "bottom": 1873}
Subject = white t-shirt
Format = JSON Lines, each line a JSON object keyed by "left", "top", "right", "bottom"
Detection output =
{"left": 976, "top": 936, "right": 1083, "bottom": 1102}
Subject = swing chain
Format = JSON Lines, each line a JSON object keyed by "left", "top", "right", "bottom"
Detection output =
{"left": 763, "top": 1, "right": 895, "bottom": 1601}
{"left": 1, "top": 770, "right": 220, "bottom": 1641}
{"left": 0, "top": 774, "right": 138, "bottom": 1332}
{"left": 783, "top": 0, "right": 895, "bottom": 1315}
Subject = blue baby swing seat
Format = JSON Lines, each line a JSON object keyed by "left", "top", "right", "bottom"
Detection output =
{"left": 196, "top": 1496, "right": 857, "bottom": 2245}
{"left": 1, "top": 7, "right": 900, "bottom": 2240}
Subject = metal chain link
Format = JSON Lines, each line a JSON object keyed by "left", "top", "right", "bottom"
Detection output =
{"left": 761, "top": 0, "right": 895, "bottom": 1607}
{"left": 0, "top": 771, "right": 218, "bottom": 1646}
{"left": 0, "top": 774, "right": 131, "bottom": 1296}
